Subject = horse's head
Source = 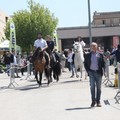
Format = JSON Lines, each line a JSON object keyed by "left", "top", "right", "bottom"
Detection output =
{"left": 73, "top": 42, "right": 81, "bottom": 53}
{"left": 73, "top": 42, "right": 85, "bottom": 63}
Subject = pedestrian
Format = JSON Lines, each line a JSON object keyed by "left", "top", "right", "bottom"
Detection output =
{"left": 4, "top": 51, "right": 11, "bottom": 76}
{"left": 10, "top": 50, "right": 20, "bottom": 78}
{"left": 84, "top": 42, "right": 105, "bottom": 107}
{"left": 28, "top": 51, "right": 33, "bottom": 75}
{"left": 19, "top": 55, "right": 26, "bottom": 76}
{"left": 110, "top": 44, "right": 120, "bottom": 63}
{"left": 67, "top": 48, "right": 75, "bottom": 77}
{"left": 60, "top": 51, "right": 66, "bottom": 72}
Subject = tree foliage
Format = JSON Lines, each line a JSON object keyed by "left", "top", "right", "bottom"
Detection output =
{"left": 5, "top": 0, "right": 58, "bottom": 52}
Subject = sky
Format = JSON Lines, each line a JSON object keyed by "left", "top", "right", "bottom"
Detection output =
{"left": 0, "top": 0, "right": 120, "bottom": 27}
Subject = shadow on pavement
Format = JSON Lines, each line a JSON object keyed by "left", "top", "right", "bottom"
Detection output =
{"left": 60, "top": 80, "right": 80, "bottom": 84}
{"left": 16, "top": 82, "right": 49, "bottom": 91}
{"left": 104, "top": 100, "right": 110, "bottom": 105}
{"left": 28, "top": 79, "right": 36, "bottom": 82}
{"left": 104, "top": 99, "right": 120, "bottom": 110}
{"left": 0, "top": 86, "right": 8, "bottom": 90}
{"left": 65, "top": 106, "right": 91, "bottom": 111}
{"left": 16, "top": 83, "right": 39, "bottom": 91}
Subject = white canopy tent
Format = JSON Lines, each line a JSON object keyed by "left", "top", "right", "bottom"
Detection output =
{"left": 0, "top": 40, "right": 21, "bottom": 53}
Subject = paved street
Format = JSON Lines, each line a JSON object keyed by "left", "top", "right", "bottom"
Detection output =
{"left": 0, "top": 66, "right": 120, "bottom": 120}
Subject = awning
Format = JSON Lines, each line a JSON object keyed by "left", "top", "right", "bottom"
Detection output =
{"left": 0, "top": 40, "right": 21, "bottom": 52}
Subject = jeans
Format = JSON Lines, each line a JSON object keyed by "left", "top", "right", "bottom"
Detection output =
{"left": 61, "top": 60, "right": 65, "bottom": 71}
{"left": 67, "top": 62, "right": 71, "bottom": 71}
{"left": 6, "top": 64, "right": 10, "bottom": 75}
{"left": 88, "top": 70, "right": 102, "bottom": 103}
{"left": 70, "top": 63, "right": 75, "bottom": 76}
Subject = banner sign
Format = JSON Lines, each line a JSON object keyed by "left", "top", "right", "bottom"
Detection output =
{"left": 53, "top": 30, "right": 58, "bottom": 51}
{"left": 9, "top": 19, "right": 16, "bottom": 52}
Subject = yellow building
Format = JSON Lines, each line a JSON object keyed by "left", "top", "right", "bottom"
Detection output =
{"left": 0, "top": 9, "right": 9, "bottom": 43}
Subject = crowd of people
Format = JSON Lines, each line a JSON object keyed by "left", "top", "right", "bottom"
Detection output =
{"left": 0, "top": 33, "right": 120, "bottom": 108}
{"left": 0, "top": 50, "right": 27, "bottom": 77}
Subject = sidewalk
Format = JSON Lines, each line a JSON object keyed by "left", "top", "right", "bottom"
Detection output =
{"left": 0, "top": 66, "right": 120, "bottom": 120}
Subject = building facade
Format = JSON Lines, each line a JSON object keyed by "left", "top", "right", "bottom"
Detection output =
{"left": 93, "top": 11, "right": 120, "bottom": 26}
{"left": 0, "top": 9, "right": 9, "bottom": 43}
{"left": 57, "top": 11, "right": 120, "bottom": 52}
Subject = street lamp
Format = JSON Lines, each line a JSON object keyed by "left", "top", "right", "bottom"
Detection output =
{"left": 88, "top": 0, "right": 92, "bottom": 46}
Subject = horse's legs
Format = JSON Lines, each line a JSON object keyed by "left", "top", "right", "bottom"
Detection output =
{"left": 53, "top": 71, "right": 57, "bottom": 81}
{"left": 56, "top": 73, "right": 59, "bottom": 82}
{"left": 44, "top": 68, "right": 50, "bottom": 86}
{"left": 75, "top": 67, "right": 79, "bottom": 78}
{"left": 47, "top": 72, "right": 51, "bottom": 86}
{"left": 39, "top": 72, "right": 42, "bottom": 87}
{"left": 80, "top": 68, "right": 82, "bottom": 81}
{"left": 54, "top": 70, "right": 59, "bottom": 82}
{"left": 50, "top": 68, "right": 53, "bottom": 82}
{"left": 46, "top": 76, "right": 50, "bottom": 86}
{"left": 35, "top": 71, "right": 39, "bottom": 84}
{"left": 53, "top": 71, "right": 58, "bottom": 82}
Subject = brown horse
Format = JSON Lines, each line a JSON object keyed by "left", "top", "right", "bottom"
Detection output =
{"left": 33, "top": 47, "right": 50, "bottom": 87}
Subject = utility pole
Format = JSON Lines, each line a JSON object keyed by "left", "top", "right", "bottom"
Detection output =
{"left": 88, "top": 0, "right": 92, "bottom": 46}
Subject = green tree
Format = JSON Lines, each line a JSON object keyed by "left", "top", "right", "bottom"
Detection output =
{"left": 5, "top": 0, "right": 58, "bottom": 52}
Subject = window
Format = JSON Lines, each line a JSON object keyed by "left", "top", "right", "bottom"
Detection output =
{"left": 102, "top": 20, "right": 106, "bottom": 25}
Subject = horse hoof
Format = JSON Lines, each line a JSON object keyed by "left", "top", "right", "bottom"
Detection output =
{"left": 56, "top": 79, "right": 59, "bottom": 82}
{"left": 37, "top": 81, "right": 39, "bottom": 84}
{"left": 38, "top": 82, "right": 42, "bottom": 87}
{"left": 76, "top": 75, "right": 79, "bottom": 78}
{"left": 47, "top": 81, "right": 50, "bottom": 86}
{"left": 50, "top": 78, "right": 53, "bottom": 83}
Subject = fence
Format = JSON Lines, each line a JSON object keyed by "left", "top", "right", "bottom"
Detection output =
{"left": 8, "top": 61, "right": 32, "bottom": 88}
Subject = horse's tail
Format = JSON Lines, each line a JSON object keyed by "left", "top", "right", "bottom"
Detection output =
{"left": 44, "top": 68, "right": 50, "bottom": 79}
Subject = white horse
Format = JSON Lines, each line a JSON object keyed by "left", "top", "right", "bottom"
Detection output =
{"left": 73, "top": 41, "right": 85, "bottom": 80}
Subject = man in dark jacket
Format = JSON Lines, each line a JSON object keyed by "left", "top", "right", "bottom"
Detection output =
{"left": 84, "top": 42, "right": 105, "bottom": 107}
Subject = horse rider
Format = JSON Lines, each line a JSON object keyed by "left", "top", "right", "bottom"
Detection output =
{"left": 72, "top": 36, "right": 86, "bottom": 62}
{"left": 45, "top": 35, "right": 61, "bottom": 67}
{"left": 77, "top": 36, "right": 86, "bottom": 48}
{"left": 45, "top": 35, "right": 55, "bottom": 56}
{"left": 32, "top": 32, "right": 50, "bottom": 68}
